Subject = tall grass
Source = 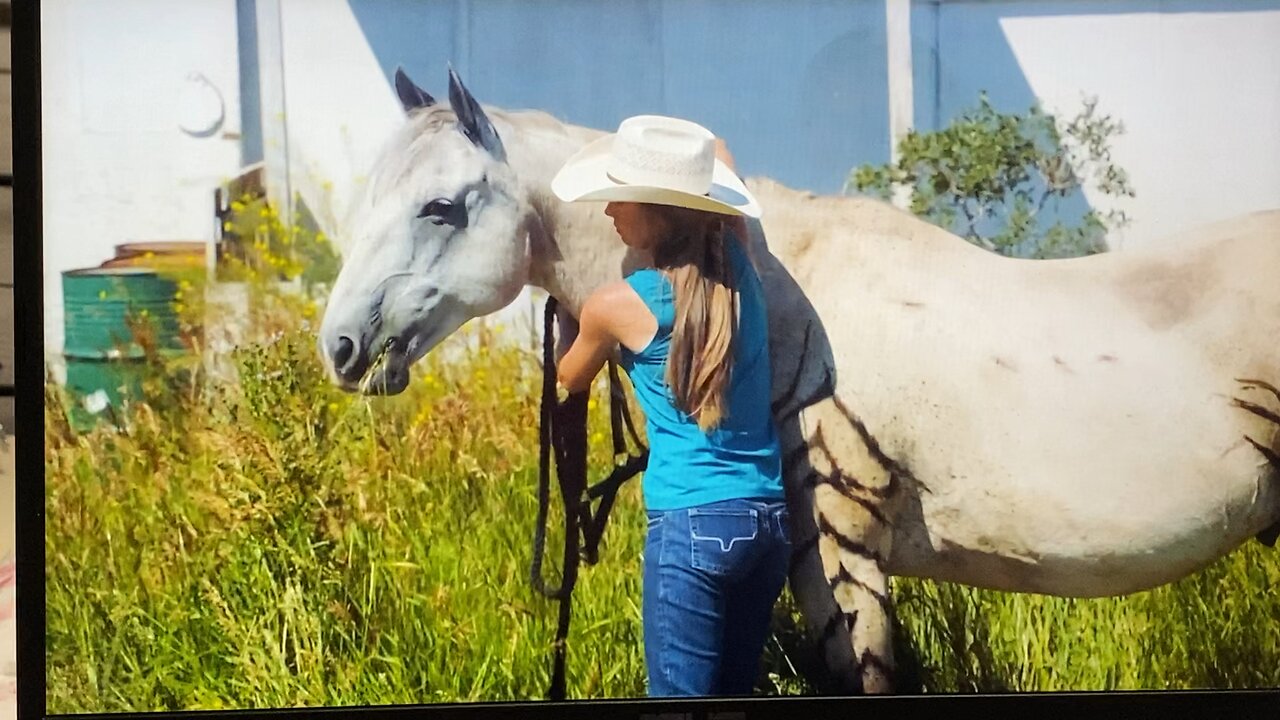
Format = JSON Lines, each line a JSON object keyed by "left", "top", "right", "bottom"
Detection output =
{"left": 44, "top": 296, "right": 1280, "bottom": 712}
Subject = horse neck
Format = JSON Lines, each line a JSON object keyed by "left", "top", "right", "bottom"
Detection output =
{"left": 497, "top": 115, "right": 630, "bottom": 317}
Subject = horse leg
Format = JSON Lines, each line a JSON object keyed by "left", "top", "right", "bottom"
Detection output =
{"left": 798, "top": 395, "right": 902, "bottom": 695}
{"left": 777, "top": 419, "right": 861, "bottom": 693}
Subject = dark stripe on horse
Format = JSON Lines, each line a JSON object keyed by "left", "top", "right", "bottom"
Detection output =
{"left": 813, "top": 471, "right": 892, "bottom": 524}
{"left": 1237, "top": 377, "right": 1280, "bottom": 405}
{"left": 1233, "top": 398, "right": 1280, "bottom": 427}
{"left": 828, "top": 566, "right": 893, "bottom": 615}
{"left": 820, "top": 610, "right": 858, "bottom": 644}
{"left": 829, "top": 562, "right": 856, "bottom": 586}
{"left": 840, "top": 470, "right": 896, "bottom": 500}
{"left": 830, "top": 394, "right": 926, "bottom": 494}
{"left": 809, "top": 428, "right": 897, "bottom": 499}
{"left": 1244, "top": 435, "right": 1280, "bottom": 468}
{"left": 817, "top": 512, "right": 886, "bottom": 569}
{"left": 854, "top": 648, "right": 894, "bottom": 679}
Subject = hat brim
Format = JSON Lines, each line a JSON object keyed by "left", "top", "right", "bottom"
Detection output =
{"left": 550, "top": 133, "right": 762, "bottom": 219}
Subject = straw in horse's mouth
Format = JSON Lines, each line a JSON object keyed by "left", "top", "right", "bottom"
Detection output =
{"left": 358, "top": 336, "right": 401, "bottom": 395}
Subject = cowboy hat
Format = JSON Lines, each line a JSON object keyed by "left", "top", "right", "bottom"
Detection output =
{"left": 550, "top": 114, "right": 761, "bottom": 218}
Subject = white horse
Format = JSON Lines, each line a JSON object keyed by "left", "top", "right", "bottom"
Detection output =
{"left": 318, "top": 68, "right": 1280, "bottom": 694}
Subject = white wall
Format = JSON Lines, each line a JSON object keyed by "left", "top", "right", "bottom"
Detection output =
{"left": 1000, "top": 8, "right": 1280, "bottom": 250}
{"left": 41, "top": 0, "right": 244, "bottom": 362}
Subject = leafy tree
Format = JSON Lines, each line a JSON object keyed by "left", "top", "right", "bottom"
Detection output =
{"left": 847, "top": 93, "right": 1136, "bottom": 259}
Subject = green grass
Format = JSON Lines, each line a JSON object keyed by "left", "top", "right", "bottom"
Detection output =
{"left": 45, "top": 320, "right": 1280, "bottom": 712}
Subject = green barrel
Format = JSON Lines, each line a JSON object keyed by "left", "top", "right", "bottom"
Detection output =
{"left": 62, "top": 268, "right": 186, "bottom": 431}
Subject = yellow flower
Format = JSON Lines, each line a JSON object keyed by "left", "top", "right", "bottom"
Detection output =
{"left": 223, "top": 221, "right": 233, "bottom": 232}
{"left": 173, "top": 303, "right": 185, "bottom": 313}
{"left": 230, "top": 201, "right": 245, "bottom": 213}
{"left": 327, "top": 402, "right": 339, "bottom": 412}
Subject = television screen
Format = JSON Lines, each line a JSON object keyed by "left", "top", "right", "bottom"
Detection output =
{"left": 23, "top": 0, "right": 1280, "bottom": 718}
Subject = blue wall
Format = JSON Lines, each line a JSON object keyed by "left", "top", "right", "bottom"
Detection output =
{"left": 237, "top": 0, "right": 264, "bottom": 166}
{"left": 348, "top": 0, "right": 891, "bottom": 196}
{"left": 335, "top": 0, "right": 1278, "bottom": 211}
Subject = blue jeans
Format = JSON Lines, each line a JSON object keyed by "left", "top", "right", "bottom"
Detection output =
{"left": 642, "top": 497, "right": 792, "bottom": 697}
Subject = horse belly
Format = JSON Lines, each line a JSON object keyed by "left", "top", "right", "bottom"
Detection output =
{"left": 878, "top": 354, "right": 1278, "bottom": 596}
{"left": 815, "top": 277, "right": 1277, "bottom": 597}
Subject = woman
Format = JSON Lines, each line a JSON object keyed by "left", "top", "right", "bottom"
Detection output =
{"left": 550, "top": 115, "right": 789, "bottom": 697}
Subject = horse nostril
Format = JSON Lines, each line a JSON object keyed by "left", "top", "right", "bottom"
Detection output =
{"left": 332, "top": 335, "right": 372, "bottom": 383}
{"left": 334, "top": 336, "right": 356, "bottom": 371}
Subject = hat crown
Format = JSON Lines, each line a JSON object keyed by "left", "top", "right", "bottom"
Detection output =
{"left": 607, "top": 115, "right": 717, "bottom": 195}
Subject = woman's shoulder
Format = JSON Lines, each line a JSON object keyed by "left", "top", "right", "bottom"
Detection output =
{"left": 584, "top": 279, "right": 661, "bottom": 351}
{"left": 584, "top": 280, "right": 652, "bottom": 324}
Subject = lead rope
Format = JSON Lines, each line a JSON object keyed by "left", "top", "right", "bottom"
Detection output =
{"left": 531, "top": 296, "right": 648, "bottom": 701}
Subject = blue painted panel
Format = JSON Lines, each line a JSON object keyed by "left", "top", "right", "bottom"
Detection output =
{"left": 659, "top": 0, "right": 889, "bottom": 195}
{"left": 346, "top": 0, "right": 894, "bottom": 195}
{"left": 910, "top": 0, "right": 940, "bottom": 132}
{"left": 464, "top": 0, "right": 667, "bottom": 130}
{"left": 347, "top": 0, "right": 459, "bottom": 93}
{"left": 237, "top": 0, "right": 263, "bottom": 166}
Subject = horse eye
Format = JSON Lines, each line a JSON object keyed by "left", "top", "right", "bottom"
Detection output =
{"left": 417, "top": 198, "right": 454, "bottom": 222}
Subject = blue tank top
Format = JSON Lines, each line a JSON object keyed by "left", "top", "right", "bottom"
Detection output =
{"left": 619, "top": 233, "right": 784, "bottom": 511}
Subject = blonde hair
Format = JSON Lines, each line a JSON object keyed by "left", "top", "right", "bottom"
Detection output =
{"left": 649, "top": 205, "right": 738, "bottom": 432}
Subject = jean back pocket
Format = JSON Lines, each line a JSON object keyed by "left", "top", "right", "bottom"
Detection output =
{"left": 688, "top": 507, "right": 759, "bottom": 577}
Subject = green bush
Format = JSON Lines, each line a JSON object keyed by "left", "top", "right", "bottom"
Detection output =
{"left": 848, "top": 94, "right": 1136, "bottom": 259}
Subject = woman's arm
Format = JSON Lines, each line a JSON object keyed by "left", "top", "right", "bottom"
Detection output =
{"left": 557, "top": 281, "right": 656, "bottom": 394}
{"left": 714, "top": 138, "right": 756, "bottom": 261}
{"left": 556, "top": 292, "right": 616, "bottom": 394}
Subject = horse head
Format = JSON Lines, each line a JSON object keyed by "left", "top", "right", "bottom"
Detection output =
{"left": 318, "top": 67, "right": 529, "bottom": 395}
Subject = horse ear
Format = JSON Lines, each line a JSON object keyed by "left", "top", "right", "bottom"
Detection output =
{"left": 394, "top": 66, "right": 436, "bottom": 113}
{"left": 447, "top": 65, "right": 506, "bottom": 161}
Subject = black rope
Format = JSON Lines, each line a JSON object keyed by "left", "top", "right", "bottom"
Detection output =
{"left": 530, "top": 295, "right": 648, "bottom": 701}
{"left": 530, "top": 298, "right": 563, "bottom": 598}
